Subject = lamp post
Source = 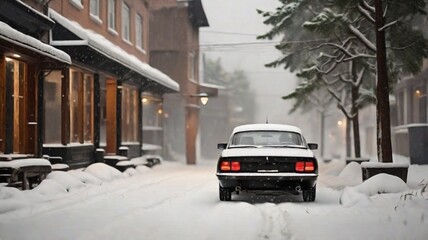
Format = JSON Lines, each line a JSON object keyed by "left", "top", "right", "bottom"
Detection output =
{"left": 184, "top": 92, "right": 210, "bottom": 165}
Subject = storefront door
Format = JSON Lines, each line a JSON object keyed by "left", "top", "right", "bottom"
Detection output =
{"left": 0, "top": 56, "right": 35, "bottom": 154}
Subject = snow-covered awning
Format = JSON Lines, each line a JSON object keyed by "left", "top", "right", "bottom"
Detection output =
{"left": 0, "top": 21, "right": 71, "bottom": 64}
{"left": 49, "top": 9, "right": 179, "bottom": 93}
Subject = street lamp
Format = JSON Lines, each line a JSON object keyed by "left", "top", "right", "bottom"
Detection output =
{"left": 190, "top": 93, "right": 209, "bottom": 105}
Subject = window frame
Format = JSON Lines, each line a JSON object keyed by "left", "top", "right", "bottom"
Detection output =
{"left": 89, "top": 0, "right": 102, "bottom": 24}
{"left": 69, "top": 68, "right": 94, "bottom": 144}
{"left": 107, "top": 0, "right": 116, "bottom": 33}
{"left": 122, "top": 2, "right": 131, "bottom": 43}
{"left": 135, "top": 13, "right": 144, "bottom": 52}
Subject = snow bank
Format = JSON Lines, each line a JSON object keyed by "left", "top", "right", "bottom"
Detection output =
{"left": 46, "top": 171, "right": 86, "bottom": 191}
{"left": 136, "top": 165, "right": 152, "bottom": 173}
{"left": 340, "top": 173, "right": 409, "bottom": 207}
{"left": 68, "top": 171, "right": 103, "bottom": 185}
{"left": 33, "top": 179, "right": 67, "bottom": 196}
{"left": 84, "top": 163, "right": 124, "bottom": 182}
{"left": 123, "top": 168, "right": 139, "bottom": 177}
{"left": 319, "top": 161, "right": 362, "bottom": 189}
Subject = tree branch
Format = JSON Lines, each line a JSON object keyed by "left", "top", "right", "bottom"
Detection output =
{"left": 348, "top": 24, "right": 377, "bottom": 52}
{"left": 358, "top": 4, "right": 375, "bottom": 23}
{"left": 359, "top": 0, "right": 375, "bottom": 14}
{"left": 378, "top": 19, "right": 400, "bottom": 32}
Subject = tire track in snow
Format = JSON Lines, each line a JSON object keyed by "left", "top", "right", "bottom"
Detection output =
{"left": 255, "top": 203, "right": 292, "bottom": 240}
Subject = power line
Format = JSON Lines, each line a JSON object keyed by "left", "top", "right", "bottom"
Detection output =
{"left": 200, "top": 30, "right": 260, "bottom": 37}
{"left": 200, "top": 41, "right": 279, "bottom": 47}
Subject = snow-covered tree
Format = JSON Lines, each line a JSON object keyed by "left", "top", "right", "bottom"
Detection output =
{"left": 258, "top": 0, "right": 428, "bottom": 162}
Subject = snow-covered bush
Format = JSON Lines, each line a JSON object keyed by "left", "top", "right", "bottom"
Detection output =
{"left": 33, "top": 179, "right": 68, "bottom": 196}
{"left": 84, "top": 163, "right": 124, "bottom": 182}
{"left": 340, "top": 173, "right": 409, "bottom": 207}
{"left": 68, "top": 170, "right": 103, "bottom": 185}
{"left": 46, "top": 171, "right": 86, "bottom": 192}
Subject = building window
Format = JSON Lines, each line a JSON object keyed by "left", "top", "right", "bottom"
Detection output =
{"left": 69, "top": 69, "right": 94, "bottom": 144}
{"left": 121, "top": 85, "right": 139, "bottom": 143}
{"left": 413, "top": 87, "right": 427, "bottom": 123}
{"left": 99, "top": 77, "right": 107, "bottom": 146}
{"left": 44, "top": 71, "right": 62, "bottom": 144}
{"left": 136, "top": 14, "right": 144, "bottom": 50}
{"left": 122, "top": 3, "right": 131, "bottom": 42}
{"left": 108, "top": 0, "right": 116, "bottom": 31}
{"left": 188, "top": 53, "right": 195, "bottom": 80}
{"left": 142, "top": 94, "right": 162, "bottom": 127}
{"left": 90, "top": 0, "right": 101, "bottom": 23}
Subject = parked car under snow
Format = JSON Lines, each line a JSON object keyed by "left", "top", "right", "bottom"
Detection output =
{"left": 216, "top": 124, "right": 319, "bottom": 202}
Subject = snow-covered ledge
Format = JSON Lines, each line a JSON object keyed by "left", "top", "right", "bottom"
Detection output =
{"left": 361, "top": 162, "right": 409, "bottom": 183}
{"left": 361, "top": 162, "right": 410, "bottom": 168}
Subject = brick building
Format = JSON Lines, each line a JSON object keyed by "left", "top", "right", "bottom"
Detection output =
{"left": 1, "top": 0, "right": 179, "bottom": 168}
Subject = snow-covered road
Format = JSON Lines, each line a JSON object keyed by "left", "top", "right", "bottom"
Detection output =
{"left": 0, "top": 160, "right": 427, "bottom": 240}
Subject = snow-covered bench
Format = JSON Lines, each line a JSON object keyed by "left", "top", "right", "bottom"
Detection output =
{"left": 0, "top": 158, "right": 52, "bottom": 190}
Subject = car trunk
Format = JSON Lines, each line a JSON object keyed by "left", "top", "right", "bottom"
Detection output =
{"left": 225, "top": 156, "right": 315, "bottom": 173}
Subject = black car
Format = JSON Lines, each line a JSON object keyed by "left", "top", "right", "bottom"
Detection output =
{"left": 216, "top": 124, "right": 318, "bottom": 202}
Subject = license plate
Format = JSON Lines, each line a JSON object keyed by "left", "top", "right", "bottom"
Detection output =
{"left": 257, "top": 169, "right": 279, "bottom": 173}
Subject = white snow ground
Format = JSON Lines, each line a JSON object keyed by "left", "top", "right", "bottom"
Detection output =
{"left": 0, "top": 157, "right": 427, "bottom": 240}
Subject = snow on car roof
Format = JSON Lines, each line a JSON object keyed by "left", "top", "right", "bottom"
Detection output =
{"left": 232, "top": 124, "right": 302, "bottom": 134}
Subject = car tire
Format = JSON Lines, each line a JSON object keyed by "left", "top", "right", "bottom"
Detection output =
{"left": 219, "top": 185, "right": 232, "bottom": 201}
{"left": 302, "top": 185, "right": 316, "bottom": 202}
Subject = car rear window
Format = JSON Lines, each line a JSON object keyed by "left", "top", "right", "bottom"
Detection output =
{"left": 230, "top": 131, "right": 304, "bottom": 147}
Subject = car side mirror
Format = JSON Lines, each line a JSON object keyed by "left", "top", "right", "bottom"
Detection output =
{"left": 217, "top": 143, "right": 227, "bottom": 150}
{"left": 308, "top": 143, "right": 318, "bottom": 150}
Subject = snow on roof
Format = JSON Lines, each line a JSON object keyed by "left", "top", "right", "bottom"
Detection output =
{"left": 49, "top": 9, "right": 179, "bottom": 92}
{"left": 0, "top": 21, "right": 71, "bottom": 64}
{"left": 232, "top": 124, "right": 302, "bottom": 134}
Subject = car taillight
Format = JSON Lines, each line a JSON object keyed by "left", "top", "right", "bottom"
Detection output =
{"left": 220, "top": 161, "right": 231, "bottom": 171}
{"left": 295, "top": 161, "right": 315, "bottom": 172}
{"left": 220, "top": 161, "right": 240, "bottom": 171}
{"left": 231, "top": 161, "right": 240, "bottom": 171}
{"left": 305, "top": 162, "right": 315, "bottom": 172}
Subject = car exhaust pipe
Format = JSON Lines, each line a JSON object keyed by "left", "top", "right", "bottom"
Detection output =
{"left": 295, "top": 185, "right": 301, "bottom": 192}
{"left": 235, "top": 186, "right": 241, "bottom": 193}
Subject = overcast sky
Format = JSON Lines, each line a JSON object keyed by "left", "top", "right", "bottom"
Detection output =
{"left": 199, "top": 0, "right": 318, "bottom": 140}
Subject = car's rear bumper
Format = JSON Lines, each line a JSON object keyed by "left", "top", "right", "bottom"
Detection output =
{"left": 216, "top": 172, "right": 317, "bottom": 190}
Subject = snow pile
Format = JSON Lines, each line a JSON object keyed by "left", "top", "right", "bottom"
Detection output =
{"left": 340, "top": 173, "right": 409, "bottom": 207}
{"left": 338, "top": 162, "right": 363, "bottom": 185}
{"left": 0, "top": 162, "right": 152, "bottom": 214}
{"left": 136, "top": 165, "right": 152, "bottom": 174}
{"left": 123, "top": 167, "right": 139, "bottom": 177}
{"left": 83, "top": 163, "right": 124, "bottom": 182}
{"left": 68, "top": 170, "right": 103, "bottom": 185}
{"left": 46, "top": 171, "right": 86, "bottom": 192}
{"left": 33, "top": 179, "right": 68, "bottom": 196}
{"left": 319, "top": 161, "right": 362, "bottom": 189}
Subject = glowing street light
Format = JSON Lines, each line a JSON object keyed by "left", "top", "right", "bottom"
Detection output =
{"left": 190, "top": 93, "right": 209, "bottom": 105}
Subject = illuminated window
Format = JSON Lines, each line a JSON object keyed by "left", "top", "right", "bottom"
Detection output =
{"left": 69, "top": 69, "right": 94, "bottom": 143}
{"left": 121, "top": 85, "right": 139, "bottom": 142}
